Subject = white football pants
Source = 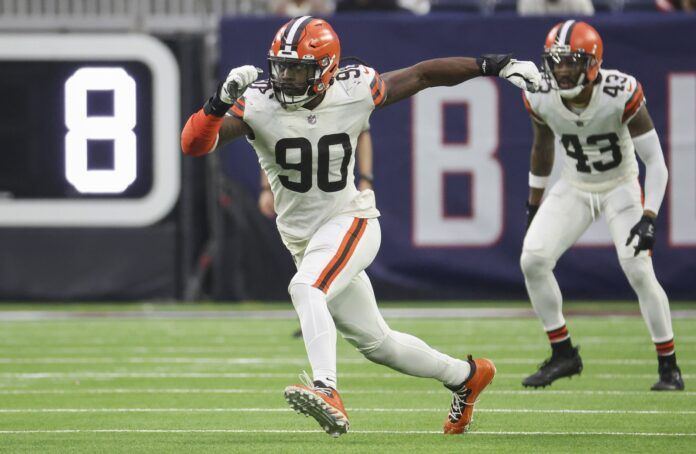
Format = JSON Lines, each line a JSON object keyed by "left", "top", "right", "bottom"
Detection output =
{"left": 521, "top": 178, "right": 673, "bottom": 344}
{"left": 288, "top": 215, "right": 470, "bottom": 389}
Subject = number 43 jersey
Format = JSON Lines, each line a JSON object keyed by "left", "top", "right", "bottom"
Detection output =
{"left": 231, "top": 65, "right": 383, "bottom": 251}
{"left": 523, "top": 69, "right": 646, "bottom": 193}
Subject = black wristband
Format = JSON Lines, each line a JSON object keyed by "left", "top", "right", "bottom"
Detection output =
{"left": 477, "top": 54, "right": 512, "bottom": 76}
{"left": 203, "top": 82, "right": 233, "bottom": 117}
{"left": 360, "top": 173, "right": 374, "bottom": 184}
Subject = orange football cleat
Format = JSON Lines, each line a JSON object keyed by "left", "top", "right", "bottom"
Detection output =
{"left": 443, "top": 355, "right": 496, "bottom": 434}
{"left": 284, "top": 372, "right": 349, "bottom": 437}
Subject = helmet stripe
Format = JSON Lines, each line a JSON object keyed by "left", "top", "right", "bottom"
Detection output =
{"left": 283, "top": 15, "right": 313, "bottom": 53}
{"left": 556, "top": 20, "right": 576, "bottom": 46}
{"left": 281, "top": 17, "right": 301, "bottom": 44}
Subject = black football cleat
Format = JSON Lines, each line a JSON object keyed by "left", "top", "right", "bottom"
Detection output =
{"left": 522, "top": 346, "right": 583, "bottom": 388}
{"left": 651, "top": 364, "right": 685, "bottom": 391}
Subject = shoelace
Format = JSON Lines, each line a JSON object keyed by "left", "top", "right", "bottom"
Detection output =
{"left": 299, "top": 370, "right": 333, "bottom": 397}
{"left": 449, "top": 387, "right": 474, "bottom": 422}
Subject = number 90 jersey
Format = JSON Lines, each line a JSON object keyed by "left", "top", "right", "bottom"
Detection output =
{"left": 230, "top": 65, "right": 384, "bottom": 253}
{"left": 523, "top": 69, "right": 646, "bottom": 193}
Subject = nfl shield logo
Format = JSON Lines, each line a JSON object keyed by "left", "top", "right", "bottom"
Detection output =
{"left": 307, "top": 114, "right": 317, "bottom": 125}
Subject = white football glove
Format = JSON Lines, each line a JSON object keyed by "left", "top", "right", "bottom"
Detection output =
{"left": 499, "top": 59, "right": 541, "bottom": 93}
{"left": 220, "top": 65, "right": 264, "bottom": 104}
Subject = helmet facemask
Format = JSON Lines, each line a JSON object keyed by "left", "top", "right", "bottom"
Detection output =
{"left": 543, "top": 51, "right": 596, "bottom": 99}
{"left": 268, "top": 57, "right": 323, "bottom": 110}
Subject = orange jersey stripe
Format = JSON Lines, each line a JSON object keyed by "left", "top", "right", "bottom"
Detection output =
{"left": 231, "top": 104, "right": 244, "bottom": 118}
{"left": 370, "top": 73, "right": 387, "bottom": 106}
{"left": 313, "top": 218, "right": 367, "bottom": 293}
{"left": 522, "top": 92, "right": 545, "bottom": 124}
{"left": 622, "top": 83, "right": 644, "bottom": 122}
{"left": 231, "top": 96, "right": 246, "bottom": 119}
{"left": 373, "top": 78, "right": 386, "bottom": 106}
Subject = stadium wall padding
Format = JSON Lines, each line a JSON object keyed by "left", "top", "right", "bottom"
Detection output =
{"left": 219, "top": 14, "right": 696, "bottom": 300}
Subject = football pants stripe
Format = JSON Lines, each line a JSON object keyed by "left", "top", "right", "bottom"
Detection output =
{"left": 313, "top": 218, "right": 367, "bottom": 293}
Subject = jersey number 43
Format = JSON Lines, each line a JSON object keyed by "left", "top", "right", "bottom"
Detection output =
{"left": 561, "top": 132, "right": 622, "bottom": 173}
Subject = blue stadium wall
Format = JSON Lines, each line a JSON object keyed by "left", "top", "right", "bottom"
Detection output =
{"left": 220, "top": 14, "right": 696, "bottom": 300}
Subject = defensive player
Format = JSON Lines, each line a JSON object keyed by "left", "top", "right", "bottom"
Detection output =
{"left": 520, "top": 20, "right": 683, "bottom": 391}
{"left": 258, "top": 129, "right": 374, "bottom": 340}
{"left": 182, "top": 16, "right": 541, "bottom": 435}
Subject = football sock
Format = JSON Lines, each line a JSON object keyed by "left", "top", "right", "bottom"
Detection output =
{"left": 289, "top": 283, "right": 337, "bottom": 388}
{"left": 550, "top": 336, "right": 574, "bottom": 358}
{"left": 619, "top": 257, "right": 674, "bottom": 345}
{"left": 657, "top": 351, "right": 677, "bottom": 369}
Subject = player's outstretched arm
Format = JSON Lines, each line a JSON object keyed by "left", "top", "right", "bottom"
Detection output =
{"left": 181, "top": 66, "right": 261, "bottom": 156}
{"left": 379, "top": 55, "right": 541, "bottom": 107}
{"left": 525, "top": 117, "right": 555, "bottom": 230}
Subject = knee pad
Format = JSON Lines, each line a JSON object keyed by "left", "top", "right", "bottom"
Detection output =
{"left": 338, "top": 323, "right": 389, "bottom": 361}
{"left": 288, "top": 275, "right": 313, "bottom": 298}
{"left": 520, "top": 251, "right": 555, "bottom": 279}
{"left": 620, "top": 256, "right": 654, "bottom": 288}
{"left": 359, "top": 331, "right": 392, "bottom": 366}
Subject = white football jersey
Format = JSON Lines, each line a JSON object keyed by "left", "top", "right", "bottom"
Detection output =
{"left": 523, "top": 68, "right": 646, "bottom": 192}
{"left": 230, "top": 65, "right": 384, "bottom": 253}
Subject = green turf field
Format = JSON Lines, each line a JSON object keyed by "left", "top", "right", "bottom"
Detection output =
{"left": 0, "top": 305, "right": 694, "bottom": 453}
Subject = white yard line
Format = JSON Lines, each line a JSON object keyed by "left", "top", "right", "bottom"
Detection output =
{"left": 0, "top": 357, "right": 694, "bottom": 366}
{"left": 0, "top": 388, "right": 694, "bottom": 396}
{"left": 0, "top": 372, "right": 691, "bottom": 379}
{"left": 0, "top": 428, "right": 694, "bottom": 436}
{"left": 0, "top": 407, "right": 694, "bottom": 415}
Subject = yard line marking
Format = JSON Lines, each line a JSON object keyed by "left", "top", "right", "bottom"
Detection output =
{"left": 0, "top": 388, "right": 694, "bottom": 397}
{"left": 0, "top": 357, "right": 320, "bottom": 365}
{"left": 0, "top": 429, "right": 694, "bottom": 436}
{"left": 0, "top": 357, "right": 694, "bottom": 366}
{"left": 1, "top": 388, "right": 695, "bottom": 396}
{"left": 1, "top": 372, "right": 692, "bottom": 380}
{"left": 1, "top": 408, "right": 695, "bottom": 415}
{"left": 2, "top": 307, "right": 696, "bottom": 321}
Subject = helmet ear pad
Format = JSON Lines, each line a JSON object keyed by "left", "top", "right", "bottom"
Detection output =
{"left": 586, "top": 56, "right": 602, "bottom": 83}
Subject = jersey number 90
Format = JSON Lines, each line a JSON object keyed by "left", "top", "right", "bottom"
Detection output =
{"left": 275, "top": 133, "right": 352, "bottom": 193}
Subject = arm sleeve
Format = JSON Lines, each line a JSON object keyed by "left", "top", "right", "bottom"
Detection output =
{"left": 632, "top": 129, "right": 668, "bottom": 215}
{"left": 180, "top": 109, "right": 224, "bottom": 157}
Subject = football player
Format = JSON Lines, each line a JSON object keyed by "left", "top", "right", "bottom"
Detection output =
{"left": 258, "top": 128, "right": 374, "bottom": 340}
{"left": 182, "top": 16, "right": 541, "bottom": 435}
{"left": 520, "top": 20, "right": 684, "bottom": 391}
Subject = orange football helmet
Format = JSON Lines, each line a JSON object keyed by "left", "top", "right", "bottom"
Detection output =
{"left": 543, "top": 20, "right": 604, "bottom": 98}
{"left": 268, "top": 16, "right": 341, "bottom": 109}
